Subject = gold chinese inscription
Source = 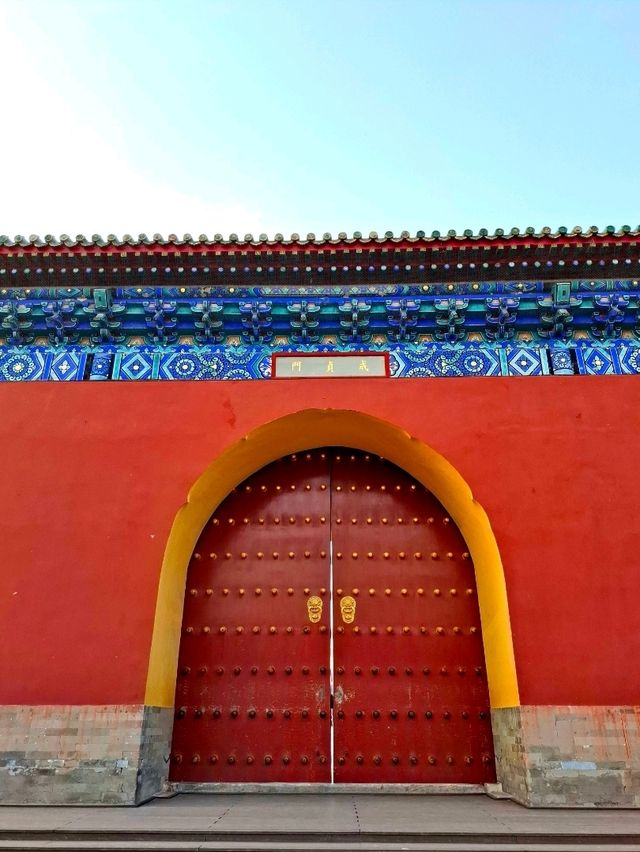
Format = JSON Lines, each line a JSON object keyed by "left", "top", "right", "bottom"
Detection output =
{"left": 274, "top": 354, "right": 387, "bottom": 378}
{"left": 307, "top": 595, "right": 323, "bottom": 623}
{"left": 340, "top": 595, "right": 356, "bottom": 624}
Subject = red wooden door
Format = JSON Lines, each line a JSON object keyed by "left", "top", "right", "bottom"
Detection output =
{"left": 331, "top": 450, "right": 495, "bottom": 783}
{"left": 170, "top": 450, "right": 332, "bottom": 782}
{"left": 171, "top": 447, "right": 496, "bottom": 785}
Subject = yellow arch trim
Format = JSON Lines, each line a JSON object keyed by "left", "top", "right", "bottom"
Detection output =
{"left": 145, "top": 409, "right": 519, "bottom": 709}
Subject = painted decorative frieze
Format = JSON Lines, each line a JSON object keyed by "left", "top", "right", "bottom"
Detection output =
{"left": 1, "top": 341, "right": 639, "bottom": 382}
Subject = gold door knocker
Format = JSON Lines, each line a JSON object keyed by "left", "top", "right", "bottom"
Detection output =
{"left": 307, "top": 595, "right": 323, "bottom": 623}
{"left": 340, "top": 595, "right": 356, "bottom": 624}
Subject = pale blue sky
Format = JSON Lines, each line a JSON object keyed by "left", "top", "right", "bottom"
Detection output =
{"left": 1, "top": 0, "right": 638, "bottom": 236}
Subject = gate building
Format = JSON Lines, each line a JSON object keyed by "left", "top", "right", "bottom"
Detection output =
{"left": 0, "top": 227, "right": 638, "bottom": 807}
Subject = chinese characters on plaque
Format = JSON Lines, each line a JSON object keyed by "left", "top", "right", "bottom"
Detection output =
{"left": 273, "top": 354, "right": 388, "bottom": 378}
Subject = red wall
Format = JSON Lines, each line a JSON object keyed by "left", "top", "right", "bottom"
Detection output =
{"left": 1, "top": 377, "right": 638, "bottom": 707}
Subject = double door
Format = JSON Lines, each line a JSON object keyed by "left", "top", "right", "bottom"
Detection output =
{"left": 170, "top": 448, "right": 495, "bottom": 784}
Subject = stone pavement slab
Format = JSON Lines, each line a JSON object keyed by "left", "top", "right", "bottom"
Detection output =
{"left": 1, "top": 793, "right": 640, "bottom": 841}
{"left": 208, "top": 794, "right": 357, "bottom": 833}
{"left": 3, "top": 844, "right": 640, "bottom": 852}
{"left": 350, "top": 794, "right": 640, "bottom": 834}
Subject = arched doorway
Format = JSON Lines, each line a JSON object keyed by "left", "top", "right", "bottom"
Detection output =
{"left": 169, "top": 448, "right": 495, "bottom": 784}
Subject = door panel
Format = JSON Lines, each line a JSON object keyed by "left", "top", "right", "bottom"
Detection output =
{"left": 170, "top": 450, "right": 332, "bottom": 782}
{"left": 171, "top": 446, "right": 496, "bottom": 785}
{"left": 331, "top": 450, "right": 495, "bottom": 783}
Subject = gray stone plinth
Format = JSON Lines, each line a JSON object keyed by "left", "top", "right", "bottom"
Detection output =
{"left": 492, "top": 705, "right": 640, "bottom": 807}
{"left": 0, "top": 704, "right": 172, "bottom": 805}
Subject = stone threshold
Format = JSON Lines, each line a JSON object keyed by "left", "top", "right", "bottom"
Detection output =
{"left": 170, "top": 782, "right": 486, "bottom": 794}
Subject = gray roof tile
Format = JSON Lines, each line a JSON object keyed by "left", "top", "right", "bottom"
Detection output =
{"left": 0, "top": 226, "right": 638, "bottom": 250}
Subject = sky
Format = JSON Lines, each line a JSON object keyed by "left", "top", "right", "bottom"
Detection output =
{"left": 0, "top": 0, "right": 638, "bottom": 238}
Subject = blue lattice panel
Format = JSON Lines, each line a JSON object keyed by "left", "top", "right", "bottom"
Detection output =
{"left": 48, "top": 351, "right": 87, "bottom": 381}
{"left": 0, "top": 348, "right": 49, "bottom": 381}
{"left": 89, "top": 352, "right": 113, "bottom": 380}
{"left": 158, "top": 347, "right": 269, "bottom": 380}
{"left": 574, "top": 347, "right": 617, "bottom": 376}
{"left": 112, "top": 351, "right": 159, "bottom": 381}
{"left": 502, "top": 347, "right": 548, "bottom": 376}
{"left": 548, "top": 349, "right": 575, "bottom": 375}
{"left": 617, "top": 345, "right": 640, "bottom": 375}
{"left": 390, "top": 347, "right": 501, "bottom": 377}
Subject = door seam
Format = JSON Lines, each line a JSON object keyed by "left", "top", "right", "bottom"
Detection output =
{"left": 328, "top": 448, "right": 335, "bottom": 783}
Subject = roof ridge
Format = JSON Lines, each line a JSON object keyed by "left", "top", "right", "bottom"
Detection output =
{"left": 0, "top": 225, "right": 638, "bottom": 249}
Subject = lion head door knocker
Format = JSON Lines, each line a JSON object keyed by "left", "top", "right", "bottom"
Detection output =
{"left": 340, "top": 595, "right": 356, "bottom": 624}
{"left": 307, "top": 595, "right": 323, "bottom": 624}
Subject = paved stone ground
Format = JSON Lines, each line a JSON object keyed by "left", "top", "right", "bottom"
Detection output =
{"left": 1, "top": 793, "right": 640, "bottom": 836}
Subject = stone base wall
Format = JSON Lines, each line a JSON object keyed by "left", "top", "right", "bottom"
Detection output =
{"left": 2, "top": 703, "right": 639, "bottom": 806}
{"left": 0, "top": 705, "right": 172, "bottom": 805}
{"left": 136, "top": 706, "right": 174, "bottom": 804}
{"left": 492, "top": 705, "right": 640, "bottom": 807}
{"left": 491, "top": 706, "right": 529, "bottom": 803}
